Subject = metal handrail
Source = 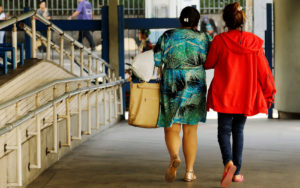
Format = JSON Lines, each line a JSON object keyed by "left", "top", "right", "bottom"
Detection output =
{"left": 33, "top": 13, "right": 114, "bottom": 70}
{"left": 0, "top": 10, "right": 35, "bottom": 29}
{"left": 0, "top": 73, "right": 106, "bottom": 111}
{"left": 0, "top": 10, "right": 114, "bottom": 74}
{"left": 0, "top": 79, "right": 124, "bottom": 137}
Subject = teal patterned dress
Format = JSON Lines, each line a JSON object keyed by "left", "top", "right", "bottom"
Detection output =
{"left": 154, "top": 29, "right": 210, "bottom": 127}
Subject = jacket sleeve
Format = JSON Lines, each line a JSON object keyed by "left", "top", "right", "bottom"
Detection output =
{"left": 257, "top": 48, "right": 276, "bottom": 108}
{"left": 204, "top": 36, "right": 219, "bottom": 70}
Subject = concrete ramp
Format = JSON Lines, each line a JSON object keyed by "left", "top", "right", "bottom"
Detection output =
{"left": 0, "top": 59, "right": 75, "bottom": 103}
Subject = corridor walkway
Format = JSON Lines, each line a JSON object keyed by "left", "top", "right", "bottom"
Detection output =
{"left": 28, "top": 119, "right": 300, "bottom": 188}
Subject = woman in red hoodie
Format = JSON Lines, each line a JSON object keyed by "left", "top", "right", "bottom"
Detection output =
{"left": 204, "top": 2, "right": 276, "bottom": 187}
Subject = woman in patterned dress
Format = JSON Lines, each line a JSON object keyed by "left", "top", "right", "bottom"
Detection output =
{"left": 154, "top": 7, "right": 210, "bottom": 182}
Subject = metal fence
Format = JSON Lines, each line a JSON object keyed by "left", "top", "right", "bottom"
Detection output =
{"left": 1, "top": 0, "right": 245, "bottom": 17}
{"left": 200, "top": 0, "right": 245, "bottom": 14}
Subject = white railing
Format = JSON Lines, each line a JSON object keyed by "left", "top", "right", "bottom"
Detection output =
{"left": 0, "top": 10, "right": 124, "bottom": 187}
{"left": 0, "top": 74, "right": 124, "bottom": 187}
{"left": 0, "top": 10, "right": 115, "bottom": 78}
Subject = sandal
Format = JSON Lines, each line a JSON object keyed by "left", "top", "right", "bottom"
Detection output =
{"left": 165, "top": 155, "right": 181, "bottom": 182}
{"left": 220, "top": 162, "right": 237, "bottom": 187}
{"left": 233, "top": 175, "right": 244, "bottom": 182}
{"left": 184, "top": 170, "right": 197, "bottom": 182}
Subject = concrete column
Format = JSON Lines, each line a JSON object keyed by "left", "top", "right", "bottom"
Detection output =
{"left": 274, "top": 0, "right": 300, "bottom": 118}
{"left": 109, "top": 0, "right": 120, "bottom": 77}
{"left": 245, "top": 0, "right": 254, "bottom": 32}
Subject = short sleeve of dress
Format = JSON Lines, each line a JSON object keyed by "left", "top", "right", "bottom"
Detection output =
{"left": 153, "top": 35, "right": 164, "bottom": 67}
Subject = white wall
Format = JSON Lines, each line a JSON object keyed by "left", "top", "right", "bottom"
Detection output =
{"left": 253, "top": 0, "right": 273, "bottom": 39}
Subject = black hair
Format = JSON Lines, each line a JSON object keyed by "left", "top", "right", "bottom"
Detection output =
{"left": 179, "top": 6, "right": 200, "bottom": 28}
{"left": 140, "top": 29, "right": 150, "bottom": 37}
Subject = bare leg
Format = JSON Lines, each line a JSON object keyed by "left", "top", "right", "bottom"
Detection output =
{"left": 164, "top": 123, "right": 182, "bottom": 182}
{"left": 164, "top": 123, "right": 181, "bottom": 158}
{"left": 182, "top": 124, "right": 198, "bottom": 171}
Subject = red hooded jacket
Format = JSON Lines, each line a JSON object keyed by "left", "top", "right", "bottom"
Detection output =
{"left": 204, "top": 30, "right": 276, "bottom": 116}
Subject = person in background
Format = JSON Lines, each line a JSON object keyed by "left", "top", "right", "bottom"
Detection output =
{"left": 37, "top": 0, "right": 50, "bottom": 52}
{"left": 68, "top": 0, "right": 95, "bottom": 51}
{"left": 138, "top": 29, "right": 153, "bottom": 53}
{"left": 37, "top": 0, "right": 51, "bottom": 20}
{"left": 204, "top": 2, "right": 276, "bottom": 187}
{"left": 154, "top": 7, "right": 210, "bottom": 183}
{"left": 0, "top": 5, "right": 6, "bottom": 44}
{"left": 201, "top": 16, "right": 218, "bottom": 39}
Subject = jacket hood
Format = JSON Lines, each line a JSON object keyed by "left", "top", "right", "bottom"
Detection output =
{"left": 219, "top": 30, "right": 264, "bottom": 54}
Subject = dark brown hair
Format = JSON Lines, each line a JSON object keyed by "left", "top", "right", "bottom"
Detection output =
{"left": 223, "top": 2, "right": 245, "bottom": 30}
{"left": 179, "top": 6, "right": 200, "bottom": 28}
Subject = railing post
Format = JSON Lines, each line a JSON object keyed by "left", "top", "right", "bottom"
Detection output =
{"left": 108, "top": 87, "right": 111, "bottom": 124}
{"left": 50, "top": 86, "right": 58, "bottom": 153}
{"left": 101, "top": 89, "right": 106, "bottom": 126}
{"left": 96, "top": 89, "right": 100, "bottom": 129}
{"left": 31, "top": 16, "right": 36, "bottom": 58}
{"left": 96, "top": 60, "right": 99, "bottom": 74}
{"left": 119, "top": 76, "right": 124, "bottom": 115}
{"left": 12, "top": 23, "right": 18, "bottom": 68}
{"left": 113, "top": 74, "right": 118, "bottom": 119}
{"left": 72, "top": 83, "right": 82, "bottom": 140}
{"left": 6, "top": 129, "right": 22, "bottom": 187}
{"left": 88, "top": 54, "right": 92, "bottom": 75}
{"left": 87, "top": 80, "right": 92, "bottom": 134}
{"left": 60, "top": 83, "right": 71, "bottom": 147}
{"left": 59, "top": 34, "right": 64, "bottom": 67}
{"left": 27, "top": 93, "right": 41, "bottom": 169}
{"left": 46, "top": 26, "right": 51, "bottom": 60}
{"left": 70, "top": 42, "right": 75, "bottom": 74}
{"left": 80, "top": 49, "right": 84, "bottom": 76}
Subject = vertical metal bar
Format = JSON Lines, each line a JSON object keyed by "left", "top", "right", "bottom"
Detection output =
{"left": 3, "top": 51, "right": 8, "bottom": 75}
{"left": 87, "top": 81, "right": 91, "bottom": 134}
{"left": 101, "top": 6, "right": 109, "bottom": 63}
{"left": 265, "top": 3, "right": 274, "bottom": 119}
{"left": 118, "top": 5, "right": 125, "bottom": 116}
{"left": 118, "top": 76, "right": 124, "bottom": 115}
{"left": 46, "top": 26, "right": 51, "bottom": 60}
{"left": 96, "top": 89, "right": 100, "bottom": 128}
{"left": 50, "top": 86, "right": 58, "bottom": 153}
{"left": 12, "top": 24, "right": 17, "bottom": 68}
{"left": 77, "top": 92, "right": 82, "bottom": 138}
{"left": 88, "top": 54, "right": 92, "bottom": 75}
{"left": 70, "top": 42, "right": 75, "bottom": 73}
{"left": 16, "top": 128, "right": 22, "bottom": 186}
{"left": 102, "top": 89, "right": 106, "bottom": 126}
{"left": 72, "top": 83, "right": 82, "bottom": 140}
{"left": 30, "top": 113, "right": 41, "bottom": 169}
{"left": 96, "top": 60, "right": 99, "bottom": 75}
{"left": 20, "top": 43, "right": 24, "bottom": 66}
{"left": 57, "top": 0, "right": 59, "bottom": 15}
{"left": 59, "top": 35, "right": 64, "bottom": 67}
{"left": 34, "top": 93, "right": 41, "bottom": 169}
{"left": 108, "top": 87, "right": 112, "bottom": 123}
{"left": 64, "top": 83, "right": 71, "bottom": 146}
{"left": 113, "top": 76, "right": 118, "bottom": 119}
{"left": 80, "top": 49, "right": 84, "bottom": 76}
{"left": 11, "top": 47, "right": 16, "bottom": 70}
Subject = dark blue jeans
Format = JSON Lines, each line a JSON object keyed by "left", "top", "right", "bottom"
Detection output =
{"left": 218, "top": 113, "right": 247, "bottom": 175}
{"left": 78, "top": 31, "right": 95, "bottom": 50}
